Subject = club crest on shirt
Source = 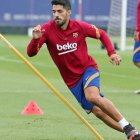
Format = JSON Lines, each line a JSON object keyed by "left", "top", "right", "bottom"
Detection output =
{"left": 73, "top": 32, "right": 78, "bottom": 38}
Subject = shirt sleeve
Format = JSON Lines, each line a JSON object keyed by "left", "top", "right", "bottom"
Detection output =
{"left": 136, "top": 0, "right": 140, "bottom": 32}
{"left": 27, "top": 25, "right": 47, "bottom": 57}
{"left": 80, "top": 22, "right": 116, "bottom": 56}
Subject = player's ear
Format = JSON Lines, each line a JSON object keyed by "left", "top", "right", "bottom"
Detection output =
{"left": 67, "top": 9, "right": 71, "bottom": 16}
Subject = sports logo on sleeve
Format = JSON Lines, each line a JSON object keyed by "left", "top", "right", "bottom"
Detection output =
{"left": 92, "top": 25, "right": 100, "bottom": 39}
{"left": 56, "top": 42, "right": 77, "bottom": 55}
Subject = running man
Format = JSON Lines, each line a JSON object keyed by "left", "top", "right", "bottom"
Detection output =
{"left": 133, "top": 0, "right": 140, "bottom": 94}
{"left": 27, "top": 0, "right": 140, "bottom": 139}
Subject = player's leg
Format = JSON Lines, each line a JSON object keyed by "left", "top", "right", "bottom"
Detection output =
{"left": 133, "top": 41, "right": 140, "bottom": 68}
{"left": 84, "top": 86, "right": 123, "bottom": 122}
{"left": 92, "top": 105, "right": 123, "bottom": 132}
{"left": 133, "top": 32, "right": 140, "bottom": 94}
{"left": 83, "top": 68, "right": 140, "bottom": 139}
{"left": 83, "top": 68, "right": 123, "bottom": 122}
{"left": 70, "top": 73, "right": 123, "bottom": 132}
{"left": 133, "top": 61, "right": 140, "bottom": 68}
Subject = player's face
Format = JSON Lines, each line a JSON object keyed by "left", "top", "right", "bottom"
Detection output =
{"left": 52, "top": 5, "right": 71, "bottom": 28}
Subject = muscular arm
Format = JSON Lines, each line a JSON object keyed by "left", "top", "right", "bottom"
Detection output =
{"left": 81, "top": 22, "right": 121, "bottom": 65}
{"left": 27, "top": 25, "right": 46, "bottom": 57}
{"left": 80, "top": 22, "right": 116, "bottom": 56}
{"left": 27, "top": 39, "right": 40, "bottom": 57}
{"left": 98, "top": 29, "right": 121, "bottom": 65}
{"left": 99, "top": 29, "right": 116, "bottom": 56}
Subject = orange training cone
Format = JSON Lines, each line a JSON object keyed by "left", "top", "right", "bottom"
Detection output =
{"left": 21, "top": 100, "right": 44, "bottom": 115}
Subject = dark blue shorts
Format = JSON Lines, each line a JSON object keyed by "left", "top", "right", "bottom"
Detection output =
{"left": 133, "top": 41, "right": 140, "bottom": 62}
{"left": 70, "top": 68, "right": 104, "bottom": 114}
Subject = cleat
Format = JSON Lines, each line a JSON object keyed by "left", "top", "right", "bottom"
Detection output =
{"left": 134, "top": 89, "right": 140, "bottom": 94}
{"left": 130, "top": 133, "right": 140, "bottom": 140}
{"left": 123, "top": 124, "right": 139, "bottom": 139}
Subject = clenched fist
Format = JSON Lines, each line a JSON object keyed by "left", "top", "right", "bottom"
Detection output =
{"left": 32, "top": 25, "right": 45, "bottom": 39}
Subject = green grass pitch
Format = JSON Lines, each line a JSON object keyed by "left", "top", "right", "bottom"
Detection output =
{"left": 0, "top": 35, "right": 140, "bottom": 140}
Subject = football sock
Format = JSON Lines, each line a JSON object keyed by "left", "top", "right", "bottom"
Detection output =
{"left": 118, "top": 118, "right": 129, "bottom": 129}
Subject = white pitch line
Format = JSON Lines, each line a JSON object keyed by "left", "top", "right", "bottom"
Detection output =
{"left": 101, "top": 71, "right": 140, "bottom": 80}
{"left": 0, "top": 56, "right": 139, "bottom": 80}
{"left": 0, "top": 88, "right": 68, "bottom": 93}
{"left": 0, "top": 89, "right": 49, "bottom": 93}
{"left": 0, "top": 56, "right": 23, "bottom": 63}
{"left": 0, "top": 56, "right": 56, "bottom": 68}
{"left": 0, "top": 88, "right": 134, "bottom": 94}
{"left": 101, "top": 88, "right": 135, "bottom": 93}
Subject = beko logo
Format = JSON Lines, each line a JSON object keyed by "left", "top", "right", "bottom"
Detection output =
{"left": 56, "top": 42, "right": 77, "bottom": 55}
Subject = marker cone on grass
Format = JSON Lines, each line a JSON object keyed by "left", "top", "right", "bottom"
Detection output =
{"left": 21, "top": 100, "right": 44, "bottom": 115}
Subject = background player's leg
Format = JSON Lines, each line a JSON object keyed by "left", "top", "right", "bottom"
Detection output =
{"left": 133, "top": 41, "right": 140, "bottom": 68}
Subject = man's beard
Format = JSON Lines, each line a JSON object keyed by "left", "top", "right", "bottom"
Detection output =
{"left": 55, "top": 18, "right": 67, "bottom": 27}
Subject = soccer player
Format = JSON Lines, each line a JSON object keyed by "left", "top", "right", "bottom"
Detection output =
{"left": 133, "top": 0, "right": 140, "bottom": 94}
{"left": 27, "top": 0, "right": 140, "bottom": 139}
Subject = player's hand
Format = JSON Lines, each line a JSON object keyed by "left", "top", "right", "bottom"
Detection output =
{"left": 110, "top": 54, "right": 121, "bottom": 65}
{"left": 134, "top": 31, "right": 140, "bottom": 41}
{"left": 32, "top": 25, "right": 45, "bottom": 39}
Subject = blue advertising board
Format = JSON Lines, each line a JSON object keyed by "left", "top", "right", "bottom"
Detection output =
{"left": 0, "top": 0, "right": 138, "bottom": 28}
{"left": 0, "top": 0, "right": 111, "bottom": 27}
{"left": 0, "top": 0, "right": 52, "bottom": 26}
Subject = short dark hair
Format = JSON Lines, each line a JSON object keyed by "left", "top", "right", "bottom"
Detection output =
{"left": 51, "top": 0, "right": 71, "bottom": 10}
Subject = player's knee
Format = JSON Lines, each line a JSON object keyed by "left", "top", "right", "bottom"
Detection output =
{"left": 93, "top": 106, "right": 105, "bottom": 119}
{"left": 86, "top": 95, "right": 102, "bottom": 106}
